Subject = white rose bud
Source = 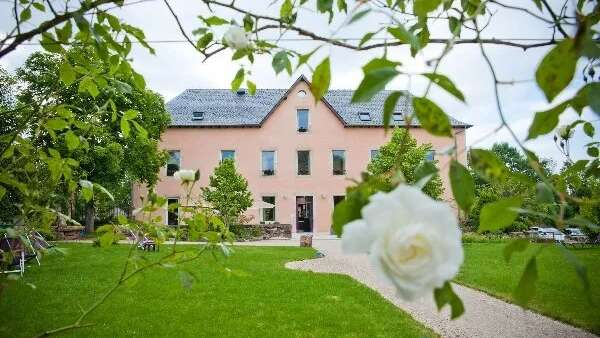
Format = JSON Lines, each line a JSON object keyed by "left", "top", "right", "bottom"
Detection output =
{"left": 223, "top": 25, "right": 250, "bottom": 50}
{"left": 558, "top": 125, "right": 573, "bottom": 140}
{"left": 174, "top": 169, "right": 198, "bottom": 184}
{"left": 342, "top": 185, "right": 463, "bottom": 301}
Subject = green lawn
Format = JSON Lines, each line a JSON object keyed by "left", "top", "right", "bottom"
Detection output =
{"left": 0, "top": 244, "right": 435, "bottom": 338}
{"left": 457, "top": 243, "right": 600, "bottom": 334}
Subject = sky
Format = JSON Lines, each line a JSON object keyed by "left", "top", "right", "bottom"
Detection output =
{"left": 1, "top": 0, "right": 597, "bottom": 169}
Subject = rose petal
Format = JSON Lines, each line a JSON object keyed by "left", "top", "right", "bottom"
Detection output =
{"left": 341, "top": 219, "right": 373, "bottom": 254}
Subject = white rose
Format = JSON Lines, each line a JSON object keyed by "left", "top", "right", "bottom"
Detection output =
{"left": 174, "top": 169, "right": 198, "bottom": 184}
{"left": 342, "top": 185, "right": 463, "bottom": 300}
{"left": 223, "top": 25, "right": 250, "bottom": 50}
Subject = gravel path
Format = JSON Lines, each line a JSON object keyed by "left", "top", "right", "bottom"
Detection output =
{"left": 286, "top": 239, "right": 596, "bottom": 338}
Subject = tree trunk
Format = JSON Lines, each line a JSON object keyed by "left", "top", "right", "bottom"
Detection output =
{"left": 85, "top": 202, "right": 95, "bottom": 233}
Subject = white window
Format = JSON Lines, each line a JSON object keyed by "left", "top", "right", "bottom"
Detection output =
{"left": 332, "top": 150, "right": 346, "bottom": 175}
{"left": 192, "top": 112, "right": 204, "bottom": 120}
{"left": 167, "top": 150, "right": 180, "bottom": 176}
{"left": 370, "top": 149, "right": 380, "bottom": 160}
{"left": 261, "top": 196, "right": 276, "bottom": 222}
{"left": 262, "top": 151, "right": 276, "bottom": 176}
{"left": 425, "top": 150, "right": 435, "bottom": 161}
{"left": 167, "top": 198, "right": 179, "bottom": 226}
{"left": 358, "top": 112, "right": 371, "bottom": 121}
{"left": 393, "top": 113, "right": 403, "bottom": 122}
{"left": 221, "top": 150, "right": 235, "bottom": 161}
{"left": 297, "top": 109, "right": 309, "bottom": 132}
{"left": 297, "top": 150, "right": 310, "bottom": 175}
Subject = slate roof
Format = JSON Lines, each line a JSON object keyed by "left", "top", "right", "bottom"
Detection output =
{"left": 166, "top": 76, "right": 471, "bottom": 128}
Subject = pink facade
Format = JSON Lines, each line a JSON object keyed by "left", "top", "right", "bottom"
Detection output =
{"left": 133, "top": 78, "right": 468, "bottom": 234}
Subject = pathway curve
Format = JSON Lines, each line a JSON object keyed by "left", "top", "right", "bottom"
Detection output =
{"left": 286, "top": 239, "right": 596, "bottom": 338}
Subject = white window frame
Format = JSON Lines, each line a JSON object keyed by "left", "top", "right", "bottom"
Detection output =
{"left": 332, "top": 149, "right": 346, "bottom": 176}
{"left": 260, "top": 195, "right": 277, "bottom": 223}
{"left": 261, "top": 150, "right": 277, "bottom": 176}
{"left": 220, "top": 149, "right": 236, "bottom": 161}
{"left": 296, "top": 108, "right": 310, "bottom": 133}
{"left": 166, "top": 197, "right": 179, "bottom": 226}
{"left": 370, "top": 149, "right": 380, "bottom": 160}
{"left": 166, "top": 150, "right": 181, "bottom": 177}
{"left": 296, "top": 150, "right": 311, "bottom": 176}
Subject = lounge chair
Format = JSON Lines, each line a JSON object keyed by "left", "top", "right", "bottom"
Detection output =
{"left": 0, "top": 234, "right": 37, "bottom": 276}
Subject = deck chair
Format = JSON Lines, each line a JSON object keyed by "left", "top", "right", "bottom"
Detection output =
{"left": 0, "top": 234, "right": 37, "bottom": 276}
{"left": 128, "top": 229, "right": 158, "bottom": 251}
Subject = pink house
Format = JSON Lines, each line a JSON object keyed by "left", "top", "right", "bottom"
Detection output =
{"left": 133, "top": 76, "right": 470, "bottom": 234}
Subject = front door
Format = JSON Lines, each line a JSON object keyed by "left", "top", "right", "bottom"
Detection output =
{"left": 296, "top": 196, "right": 313, "bottom": 232}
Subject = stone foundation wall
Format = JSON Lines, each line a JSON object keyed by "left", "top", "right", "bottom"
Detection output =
{"left": 231, "top": 223, "right": 292, "bottom": 241}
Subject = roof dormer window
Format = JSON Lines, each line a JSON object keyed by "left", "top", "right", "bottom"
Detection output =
{"left": 358, "top": 112, "right": 371, "bottom": 121}
{"left": 393, "top": 113, "right": 403, "bottom": 122}
{"left": 192, "top": 112, "right": 204, "bottom": 121}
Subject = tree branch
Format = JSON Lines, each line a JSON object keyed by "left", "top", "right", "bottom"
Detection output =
{"left": 0, "top": 0, "right": 116, "bottom": 59}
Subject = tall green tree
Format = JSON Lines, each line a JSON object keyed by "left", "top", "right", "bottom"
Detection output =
{"left": 201, "top": 159, "right": 253, "bottom": 224}
{"left": 6, "top": 49, "right": 171, "bottom": 231}
{"left": 367, "top": 128, "right": 443, "bottom": 199}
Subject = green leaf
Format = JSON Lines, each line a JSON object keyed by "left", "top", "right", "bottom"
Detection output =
{"left": 123, "top": 109, "right": 138, "bottom": 120}
{"left": 196, "top": 32, "right": 213, "bottom": 49}
{"left": 32, "top": 2, "right": 45, "bottom": 11}
{"left": 202, "top": 16, "right": 229, "bottom": 26}
{"left": 589, "top": 84, "right": 600, "bottom": 114}
{"left": 80, "top": 180, "right": 94, "bottom": 202}
{"left": 310, "top": 57, "right": 331, "bottom": 102}
{"left": 349, "top": 9, "right": 371, "bottom": 24}
{"left": 383, "top": 91, "right": 403, "bottom": 130}
{"left": 64, "top": 130, "right": 80, "bottom": 151}
{"left": 514, "top": 256, "right": 538, "bottom": 306}
{"left": 272, "top": 51, "right": 292, "bottom": 75}
{"left": 120, "top": 118, "right": 131, "bottom": 137}
{"left": 423, "top": 73, "right": 465, "bottom": 102}
{"left": 503, "top": 239, "right": 529, "bottom": 262}
{"left": 40, "top": 32, "right": 64, "bottom": 53}
{"left": 246, "top": 80, "right": 256, "bottom": 95}
{"left": 526, "top": 101, "right": 569, "bottom": 139}
{"left": 359, "top": 31, "right": 376, "bottom": 47}
{"left": 362, "top": 58, "right": 400, "bottom": 74}
{"left": 479, "top": 197, "right": 522, "bottom": 232}
{"left": 412, "top": 97, "right": 452, "bottom": 137}
{"left": 280, "top": 0, "right": 293, "bottom": 19}
{"left": 559, "top": 246, "right": 591, "bottom": 301}
{"left": 449, "top": 160, "right": 474, "bottom": 213}
{"left": 583, "top": 122, "right": 595, "bottom": 137}
{"left": 535, "top": 39, "right": 578, "bottom": 102}
{"left": 588, "top": 146, "right": 599, "bottom": 157}
{"left": 317, "top": 0, "right": 334, "bottom": 13}
{"left": 20, "top": 8, "right": 31, "bottom": 22}
{"left": 433, "top": 281, "right": 464, "bottom": 319}
{"left": 46, "top": 118, "right": 69, "bottom": 130}
{"left": 352, "top": 68, "right": 399, "bottom": 103}
{"left": 132, "top": 71, "right": 146, "bottom": 91}
{"left": 414, "top": 0, "right": 442, "bottom": 17}
{"left": 178, "top": 270, "right": 196, "bottom": 290}
{"left": 59, "top": 61, "right": 76, "bottom": 86}
{"left": 78, "top": 77, "right": 99, "bottom": 97}
{"left": 243, "top": 14, "right": 254, "bottom": 31}
{"left": 448, "top": 16, "right": 461, "bottom": 36}
{"left": 231, "top": 68, "right": 245, "bottom": 91}
{"left": 387, "top": 26, "right": 420, "bottom": 55}
{"left": 0, "top": 185, "right": 6, "bottom": 201}
{"left": 469, "top": 149, "right": 508, "bottom": 181}
{"left": 337, "top": 0, "right": 347, "bottom": 12}
{"left": 414, "top": 160, "right": 438, "bottom": 184}
{"left": 535, "top": 182, "right": 554, "bottom": 204}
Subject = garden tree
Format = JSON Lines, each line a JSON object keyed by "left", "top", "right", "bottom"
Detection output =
{"left": 6, "top": 49, "right": 170, "bottom": 232}
{"left": 201, "top": 159, "right": 253, "bottom": 224}
{"left": 0, "top": 0, "right": 599, "bottom": 333}
{"left": 465, "top": 143, "right": 555, "bottom": 232}
{"left": 367, "top": 128, "right": 443, "bottom": 199}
